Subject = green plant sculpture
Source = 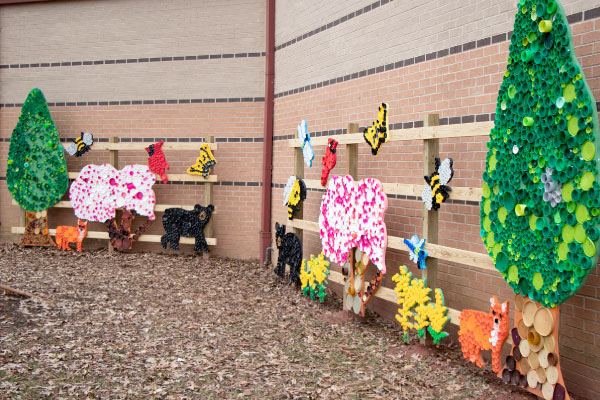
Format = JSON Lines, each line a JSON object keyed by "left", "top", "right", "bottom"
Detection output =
{"left": 7, "top": 88, "right": 68, "bottom": 246}
{"left": 481, "top": 0, "right": 600, "bottom": 307}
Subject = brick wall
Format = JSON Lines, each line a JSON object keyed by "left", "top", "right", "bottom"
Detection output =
{"left": 271, "top": 1, "right": 600, "bottom": 398}
{"left": 2, "top": 0, "right": 600, "bottom": 398}
{"left": 274, "top": 0, "right": 600, "bottom": 94}
{"left": 0, "top": 0, "right": 266, "bottom": 259}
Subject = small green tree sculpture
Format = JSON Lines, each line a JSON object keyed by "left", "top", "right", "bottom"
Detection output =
{"left": 481, "top": 0, "right": 600, "bottom": 307}
{"left": 7, "top": 88, "right": 68, "bottom": 246}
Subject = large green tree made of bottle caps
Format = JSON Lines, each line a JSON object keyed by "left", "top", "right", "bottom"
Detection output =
{"left": 7, "top": 88, "right": 68, "bottom": 211}
{"left": 481, "top": 0, "right": 600, "bottom": 307}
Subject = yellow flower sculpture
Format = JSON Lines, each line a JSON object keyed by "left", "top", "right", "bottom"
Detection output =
{"left": 392, "top": 265, "right": 449, "bottom": 344}
{"left": 300, "top": 253, "right": 330, "bottom": 302}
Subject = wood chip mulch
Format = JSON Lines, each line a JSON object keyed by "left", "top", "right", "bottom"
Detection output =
{"left": 0, "top": 244, "right": 536, "bottom": 399}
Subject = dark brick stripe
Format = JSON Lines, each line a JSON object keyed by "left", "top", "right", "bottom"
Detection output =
{"left": 271, "top": 100, "right": 600, "bottom": 141}
{"left": 275, "top": 0, "right": 393, "bottom": 51}
{"left": 272, "top": 182, "right": 479, "bottom": 205}
{"left": 156, "top": 180, "right": 261, "bottom": 187}
{"left": 2, "top": 106, "right": 598, "bottom": 144}
{"left": 0, "top": 97, "right": 265, "bottom": 108}
{"left": 58, "top": 137, "right": 263, "bottom": 143}
{"left": 0, "top": 52, "right": 266, "bottom": 70}
{"left": 272, "top": 113, "right": 496, "bottom": 141}
{"left": 274, "top": 7, "right": 600, "bottom": 99}
{"left": 1, "top": 136, "right": 265, "bottom": 143}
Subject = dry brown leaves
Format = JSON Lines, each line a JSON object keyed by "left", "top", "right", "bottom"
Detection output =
{"left": 0, "top": 244, "right": 536, "bottom": 399}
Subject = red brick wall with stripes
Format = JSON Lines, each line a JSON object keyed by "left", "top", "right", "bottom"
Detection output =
{"left": 0, "top": 102, "right": 265, "bottom": 258}
{"left": 270, "top": 15, "right": 600, "bottom": 400}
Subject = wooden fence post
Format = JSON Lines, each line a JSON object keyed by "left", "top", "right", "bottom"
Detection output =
{"left": 346, "top": 123, "right": 359, "bottom": 179}
{"left": 292, "top": 145, "right": 304, "bottom": 242}
{"left": 108, "top": 136, "right": 118, "bottom": 254}
{"left": 342, "top": 123, "right": 359, "bottom": 311}
{"left": 203, "top": 136, "right": 215, "bottom": 259}
{"left": 422, "top": 114, "right": 439, "bottom": 290}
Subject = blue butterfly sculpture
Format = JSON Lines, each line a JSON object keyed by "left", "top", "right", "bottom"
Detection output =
{"left": 298, "top": 120, "right": 314, "bottom": 167}
{"left": 404, "top": 234, "right": 428, "bottom": 270}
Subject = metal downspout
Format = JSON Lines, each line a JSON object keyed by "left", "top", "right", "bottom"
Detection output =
{"left": 259, "top": 0, "right": 275, "bottom": 264}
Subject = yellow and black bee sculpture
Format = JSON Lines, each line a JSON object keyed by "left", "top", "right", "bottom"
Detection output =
{"left": 363, "top": 103, "right": 388, "bottom": 156}
{"left": 422, "top": 157, "right": 454, "bottom": 211}
{"left": 283, "top": 175, "right": 306, "bottom": 220}
{"left": 66, "top": 132, "right": 93, "bottom": 157}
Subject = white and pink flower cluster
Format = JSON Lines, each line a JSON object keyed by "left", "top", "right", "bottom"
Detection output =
{"left": 70, "top": 164, "right": 156, "bottom": 222}
{"left": 319, "top": 175, "right": 388, "bottom": 273}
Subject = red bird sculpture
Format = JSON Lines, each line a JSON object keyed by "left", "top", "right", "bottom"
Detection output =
{"left": 321, "top": 138, "right": 338, "bottom": 186}
{"left": 145, "top": 140, "right": 170, "bottom": 184}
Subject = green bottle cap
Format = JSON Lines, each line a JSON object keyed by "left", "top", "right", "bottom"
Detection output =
{"left": 575, "top": 223, "right": 587, "bottom": 243}
{"left": 496, "top": 252, "right": 509, "bottom": 272}
{"left": 498, "top": 207, "right": 508, "bottom": 224}
{"left": 582, "top": 141, "right": 596, "bottom": 161}
{"left": 508, "top": 264, "right": 519, "bottom": 282}
{"left": 562, "top": 182, "right": 574, "bottom": 201}
{"left": 535, "top": 217, "right": 546, "bottom": 230}
{"left": 563, "top": 83, "right": 576, "bottom": 102}
{"left": 539, "top": 20, "right": 553, "bottom": 33}
{"left": 568, "top": 116, "right": 580, "bottom": 136}
{"left": 587, "top": 226, "right": 600, "bottom": 241}
{"left": 580, "top": 171, "right": 595, "bottom": 191}
{"left": 576, "top": 204, "right": 590, "bottom": 223}
{"left": 516, "top": 204, "right": 527, "bottom": 216}
{"left": 532, "top": 272, "right": 544, "bottom": 290}
{"left": 562, "top": 224, "right": 575, "bottom": 243}
{"left": 584, "top": 237, "right": 596, "bottom": 257}
{"left": 557, "top": 241, "right": 569, "bottom": 260}
{"left": 529, "top": 214, "right": 538, "bottom": 231}
{"left": 503, "top": 192, "right": 516, "bottom": 210}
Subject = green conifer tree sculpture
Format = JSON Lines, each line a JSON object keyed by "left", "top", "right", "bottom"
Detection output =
{"left": 7, "top": 88, "right": 68, "bottom": 246}
{"left": 481, "top": 0, "right": 600, "bottom": 307}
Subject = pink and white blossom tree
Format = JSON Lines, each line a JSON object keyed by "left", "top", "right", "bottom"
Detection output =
{"left": 70, "top": 164, "right": 156, "bottom": 249}
{"left": 319, "top": 175, "right": 388, "bottom": 316}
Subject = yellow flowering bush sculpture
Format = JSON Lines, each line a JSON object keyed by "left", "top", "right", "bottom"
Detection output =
{"left": 392, "top": 265, "right": 449, "bottom": 344}
{"left": 300, "top": 253, "right": 330, "bottom": 302}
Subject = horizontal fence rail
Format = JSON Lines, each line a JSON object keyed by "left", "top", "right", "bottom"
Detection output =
{"left": 286, "top": 118, "right": 511, "bottom": 342}
{"left": 11, "top": 137, "right": 218, "bottom": 251}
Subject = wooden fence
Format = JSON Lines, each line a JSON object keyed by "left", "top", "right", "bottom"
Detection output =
{"left": 287, "top": 115, "right": 509, "bottom": 338}
{"left": 11, "top": 137, "right": 218, "bottom": 251}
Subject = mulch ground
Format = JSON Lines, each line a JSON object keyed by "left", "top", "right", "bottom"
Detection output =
{"left": 0, "top": 244, "right": 536, "bottom": 399}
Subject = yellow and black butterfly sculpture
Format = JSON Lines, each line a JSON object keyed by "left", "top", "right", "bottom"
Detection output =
{"left": 187, "top": 144, "right": 217, "bottom": 178}
{"left": 363, "top": 103, "right": 388, "bottom": 156}
{"left": 422, "top": 157, "right": 454, "bottom": 211}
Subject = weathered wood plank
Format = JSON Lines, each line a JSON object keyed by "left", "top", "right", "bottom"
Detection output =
{"left": 288, "top": 122, "right": 493, "bottom": 147}
{"left": 11, "top": 227, "right": 217, "bottom": 246}
{"left": 64, "top": 142, "right": 218, "bottom": 151}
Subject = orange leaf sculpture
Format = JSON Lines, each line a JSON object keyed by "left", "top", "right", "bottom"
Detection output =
{"left": 55, "top": 219, "right": 88, "bottom": 252}
{"left": 459, "top": 296, "right": 510, "bottom": 373}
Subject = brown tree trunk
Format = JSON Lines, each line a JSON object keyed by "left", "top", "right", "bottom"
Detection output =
{"left": 20, "top": 210, "right": 55, "bottom": 247}
{"left": 106, "top": 209, "right": 152, "bottom": 250}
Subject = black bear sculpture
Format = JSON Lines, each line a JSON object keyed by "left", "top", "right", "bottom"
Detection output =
{"left": 274, "top": 222, "right": 302, "bottom": 285}
{"left": 161, "top": 204, "right": 214, "bottom": 253}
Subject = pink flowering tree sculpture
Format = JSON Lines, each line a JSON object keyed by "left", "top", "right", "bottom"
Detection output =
{"left": 319, "top": 175, "right": 388, "bottom": 316}
{"left": 70, "top": 164, "right": 156, "bottom": 249}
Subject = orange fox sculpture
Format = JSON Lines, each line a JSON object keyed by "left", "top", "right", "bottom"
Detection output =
{"left": 458, "top": 295, "right": 509, "bottom": 373}
{"left": 55, "top": 220, "right": 88, "bottom": 252}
